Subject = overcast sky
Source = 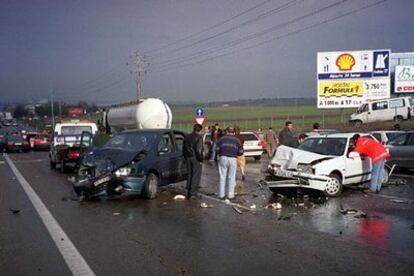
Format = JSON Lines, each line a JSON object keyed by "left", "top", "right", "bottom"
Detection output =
{"left": 1, "top": 0, "right": 413, "bottom": 104}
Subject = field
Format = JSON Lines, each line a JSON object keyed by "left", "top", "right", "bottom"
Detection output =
{"left": 171, "top": 104, "right": 354, "bottom": 132}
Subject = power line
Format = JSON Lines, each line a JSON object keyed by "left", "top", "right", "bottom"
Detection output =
{"left": 148, "top": 0, "right": 349, "bottom": 71}
{"left": 149, "top": 0, "right": 388, "bottom": 74}
{"left": 143, "top": 0, "right": 274, "bottom": 56}
{"left": 146, "top": 0, "right": 302, "bottom": 60}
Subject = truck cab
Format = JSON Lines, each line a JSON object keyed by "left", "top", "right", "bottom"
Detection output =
{"left": 49, "top": 120, "right": 98, "bottom": 172}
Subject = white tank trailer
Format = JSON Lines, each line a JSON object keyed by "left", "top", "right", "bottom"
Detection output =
{"left": 103, "top": 98, "right": 173, "bottom": 133}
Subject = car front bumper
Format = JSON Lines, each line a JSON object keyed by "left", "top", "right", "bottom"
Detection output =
{"left": 267, "top": 165, "right": 331, "bottom": 192}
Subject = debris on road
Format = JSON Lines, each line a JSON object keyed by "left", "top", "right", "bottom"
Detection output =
{"left": 174, "top": 195, "right": 186, "bottom": 201}
{"left": 232, "top": 206, "right": 243, "bottom": 214}
{"left": 391, "top": 199, "right": 410, "bottom": 204}
{"left": 354, "top": 213, "right": 367, "bottom": 219}
{"left": 340, "top": 208, "right": 358, "bottom": 215}
{"left": 265, "top": 202, "right": 282, "bottom": 210}
{"left": 250, "top": 204, "right": 257, "bottom": 210}
{"left": 113, "top": 212, "right": 120, "bottom": 216}
{"left": 9, "top": 208, "right": 20, "bottom": 214}
{"left": 200, "top": 202, "right": 214, "bottom": 208}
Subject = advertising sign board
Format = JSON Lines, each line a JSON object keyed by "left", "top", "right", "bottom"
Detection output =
{"left": 317, "top": 49, "right": 390, "bottom": 108}
{"left": 395, "top": 65, "right": 414, "bottom": 93}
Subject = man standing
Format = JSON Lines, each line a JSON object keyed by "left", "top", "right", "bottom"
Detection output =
{"left": 278, "top": 121, "right": 299, "bottom": 148}
{"left": 183, "top": 124, "right": 204, "bottom": 199}
{"left": 209, "top": 123, "right": 222, "bottom": 161}
{"left": 351, "top": 134, "right": 390, "bottom": 193}
{"left": 263, "top": 127, "right": 278, "bottom": 157}
{"left": 216, "top": 128, "right": 243, "bottom": 200}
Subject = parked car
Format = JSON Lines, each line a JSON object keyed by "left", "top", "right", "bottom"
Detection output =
{"left": 267, "top": 133, "right": 388, "bottom": 197}
{"left": 305, "top": 129, "right": 339, "bottom": 137}
{"left": 0, "top": 134, "right": 6, "bottom": 152}
{"left": 31, "top": 134, "right": 51, "bottom": 150}
{"left": 73, "top": 129, "right": 188, "bottom": 200}
{"left": 386, "top": 131, "right": 414, "bottom": 169}
{"left": 203, "top": 132, "right": 212, "bottom": 159}
{"left": 371, "top": 130, "right": 404, "bottom": 144}
{"left": 4, "top": 135, "right": 30, "bottom": 153}
{"left": 350, "top": 97, "right": 413, "bottom": 126}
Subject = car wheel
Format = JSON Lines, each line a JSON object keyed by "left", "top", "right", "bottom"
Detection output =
{"left": 143, "top": 173, "right": 159, "bottom": 199}
{"left": 60, "top": 160, "right": 66, "bottom": 173}
{"left": 393, "top": 115, "right": 403, "bottom": 122}
{"left": 382, "top": 165, "right": 390, "bottom": 184}
{"left": 352, "top": 120, "right": 362, "bottom": 128}
{"left": 50, "top": 160, "right": 56, "bottom": 169}
{"left": 254, "top": 156, "right": 261, "bottom": 161}
{"left": 324, "top": 174, "right": 343, "bottom": 197}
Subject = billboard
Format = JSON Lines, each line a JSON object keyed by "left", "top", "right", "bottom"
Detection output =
{"left": 67, "top": 107, "right": 85, "bottom": 117}
{"left": 317, "top": 49, "right": 390, "bottom": 108}
{"left": 395, "top": 65, "right": 414, "bottom": 93}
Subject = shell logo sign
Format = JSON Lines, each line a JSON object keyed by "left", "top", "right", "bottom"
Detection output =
{"left": 336, "top": 53, "right": 355, "bottom": 71}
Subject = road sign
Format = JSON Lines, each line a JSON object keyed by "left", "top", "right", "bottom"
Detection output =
{"left": 195, "top": 107, "right": 204, "bottom": 116}
{"left": 194, "top": 115, "right": 205, "bottom": 125}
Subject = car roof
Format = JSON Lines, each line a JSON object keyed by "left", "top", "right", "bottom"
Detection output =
{"left": 371, "top": 130, "right": 404, "bottom": 133}
{"left": 309, "top": 132, "right": 371, "bottom": 138}
{"left": 121, "top": 128, "right": 178, "bottom": 134}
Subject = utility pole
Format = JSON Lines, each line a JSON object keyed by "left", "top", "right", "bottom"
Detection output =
{"left": 51, "top": 94, "right": 55, "bottom": 131}
{"left": 59, "top": 100, "right": 62, "bottom": 120}
{"left": 134, "top": 50, "right": 142, "bottom": 101}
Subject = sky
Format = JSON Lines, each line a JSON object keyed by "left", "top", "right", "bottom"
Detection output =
{"left": 1, "top": 0, "right": 414, "bottom": 104}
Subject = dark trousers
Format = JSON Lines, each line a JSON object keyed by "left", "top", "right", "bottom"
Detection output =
{"left": 186, "top": 157, "right": 202, "bottom": 197}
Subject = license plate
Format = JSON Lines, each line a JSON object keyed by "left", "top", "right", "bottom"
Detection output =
{"left": 15, "top": 143, "right": 22, "bottom": 146}
{"left": 273, "top": 169, "right": 294, "bottom": 178}
{"left": 93, "top": 176, "right": 111, "bottom": 186}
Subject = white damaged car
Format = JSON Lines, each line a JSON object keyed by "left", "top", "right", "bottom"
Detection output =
{"left": 267, "top": 133, "right": 389, "bottom": 197}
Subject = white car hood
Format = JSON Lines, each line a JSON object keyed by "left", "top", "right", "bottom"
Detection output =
{"left": 270, "top": 145, "right": 333, "bottom": 170}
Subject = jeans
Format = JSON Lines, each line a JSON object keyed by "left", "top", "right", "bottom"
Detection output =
{"left": 370, "top": 159, "right": 385, "bottom": 192}
{"left": 218, "top": 156, "right": 237, "bottom": 198}
{"left": 210, "top": 142, "right": 217, "bottom": 161}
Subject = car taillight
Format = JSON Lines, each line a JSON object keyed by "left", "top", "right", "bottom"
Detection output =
{"left": 67, "top": 149, "right": 80, "bottom": 159}
{"left": 7, "top": 142, "right": 14, "bottom": 146}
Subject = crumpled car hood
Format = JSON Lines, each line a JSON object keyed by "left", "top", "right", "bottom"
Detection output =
{"left": 82, "top": 148, "right": 139, "bottom": 170}
{"left": 270, "top": 145, "right": 333, "bottom": 170}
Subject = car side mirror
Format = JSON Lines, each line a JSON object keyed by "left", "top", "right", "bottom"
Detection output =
{"left": 159, "top": 147, "right": 170, "bottom": 154}
{"left": 348, "top": 152, "right": 360, "bottom": 159}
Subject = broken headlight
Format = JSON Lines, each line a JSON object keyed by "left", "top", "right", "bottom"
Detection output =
{"left": 114, "top": 167, "right": 132, "bottom": 177}
{"left": 297, "top": 164, "right": 313, "bottom": 174}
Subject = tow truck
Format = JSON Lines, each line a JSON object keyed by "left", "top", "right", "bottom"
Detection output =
{"left": 49, "top": 119, "right": 98, "bottom": 172}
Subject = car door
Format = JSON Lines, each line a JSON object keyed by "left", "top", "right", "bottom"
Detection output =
{"left": 398, "top": 133, "right": 414, "bottom": 169}
{"left": 387, "top": 133, "right": 409, "bottom": 168}
{"left": 344, "top": 138, "right": 371, "bottom": 184}
{"left": 173, "top": 131, "right": 187, "bottom": 181}
{"left": 155, "top": 131, "right": 176, "bottom": 185}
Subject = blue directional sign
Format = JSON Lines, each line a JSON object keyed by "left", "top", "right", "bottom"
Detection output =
{"left": 373, "top": 50, "right": 390, "bottom": 77}
{"left": 195, "top": 107, "right": 204, "bottom": 116}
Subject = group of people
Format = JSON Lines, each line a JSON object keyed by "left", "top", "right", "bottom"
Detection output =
{"left": 183, "top": 123, "right": 244, "bottom": 200}
{"left": 183, "top": 119, "right": 390, "bottom": 200}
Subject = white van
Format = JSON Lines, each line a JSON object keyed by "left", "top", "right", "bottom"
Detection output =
{"left": 350, "top": 97, "right": 413, "bottom": 126}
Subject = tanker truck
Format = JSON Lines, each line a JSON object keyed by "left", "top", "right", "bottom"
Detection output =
{"left": 102, "top": 98, "right": 173, "bottom": 133}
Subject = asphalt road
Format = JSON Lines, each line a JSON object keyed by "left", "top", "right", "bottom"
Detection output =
{"left": 1, "top": 149, "right": 414, "bottom": 276}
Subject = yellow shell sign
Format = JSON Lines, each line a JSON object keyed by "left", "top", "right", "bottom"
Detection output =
{"left": 319, "top": 81, "right": 363, "bottom": 97}
{"left": 336, "top": 53, "right": 355, "bottom": 71}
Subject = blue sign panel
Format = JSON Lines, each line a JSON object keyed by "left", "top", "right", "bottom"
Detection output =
{"left": 318, "top": 72, "right": 372, "bottom": 80}
{"left": 195, "top": 107, "right": 204, "bottom": 116}
{"left": 372, "top": 50, "right": 390, "bottom": 77}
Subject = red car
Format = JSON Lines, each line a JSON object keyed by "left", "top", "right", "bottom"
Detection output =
{"left": 30, "top": 135, "right": 51, "bottom": 150}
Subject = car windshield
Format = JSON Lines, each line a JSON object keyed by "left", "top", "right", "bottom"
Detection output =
{"left": 298, "top": 137, "right": 347, "bottom": 156}
{"left": 61, "top": 126, "right": 92, "bottom": 135}
{"left": 386, "top": 132, "right": 402, "bottom": 140}
{"left": 8, "top": 136, "right": 24, "bottom": 142}
{"left": 243, "top": 133, "right": 259, "bottom": 141}
{"left": 103, "top": 132, "right": 158, "bottom": 151}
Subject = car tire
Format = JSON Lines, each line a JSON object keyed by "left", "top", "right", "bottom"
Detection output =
{"left": 382, "top": 165, "right": 390, "bottom": 185}
{"left": 324, "top": 174, "right": 343, "bottom": 197}
{"left": 352, "top": 120, "right": 362, "bottom": 128}
{"left": 143, "top": 173, "right": 159, "bottom": 200}
{"left": 254, "top": 156, "right": 261, "bottom": 161}
{"left": 393, "top": 115, "right": 403, "bottom": 122}
{"left": 60, "top": 160, "right": 66, "bottom": 173}
{"left": 50, "top": 160, "right": 56, "bottom": 169}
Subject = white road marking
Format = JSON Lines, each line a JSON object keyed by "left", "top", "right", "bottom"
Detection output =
{"left": 0, "top": 161, "right": 5, "bottom": 165}
{"left": 4, "top": 154, "right": 95, "bottom": 276}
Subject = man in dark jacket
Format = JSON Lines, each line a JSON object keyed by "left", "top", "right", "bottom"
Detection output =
{"left": 183, "top": 124, "right": 204, "bottom": 199}
{"left": 278, "top": 121, "right": 299, "bottom": 148}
